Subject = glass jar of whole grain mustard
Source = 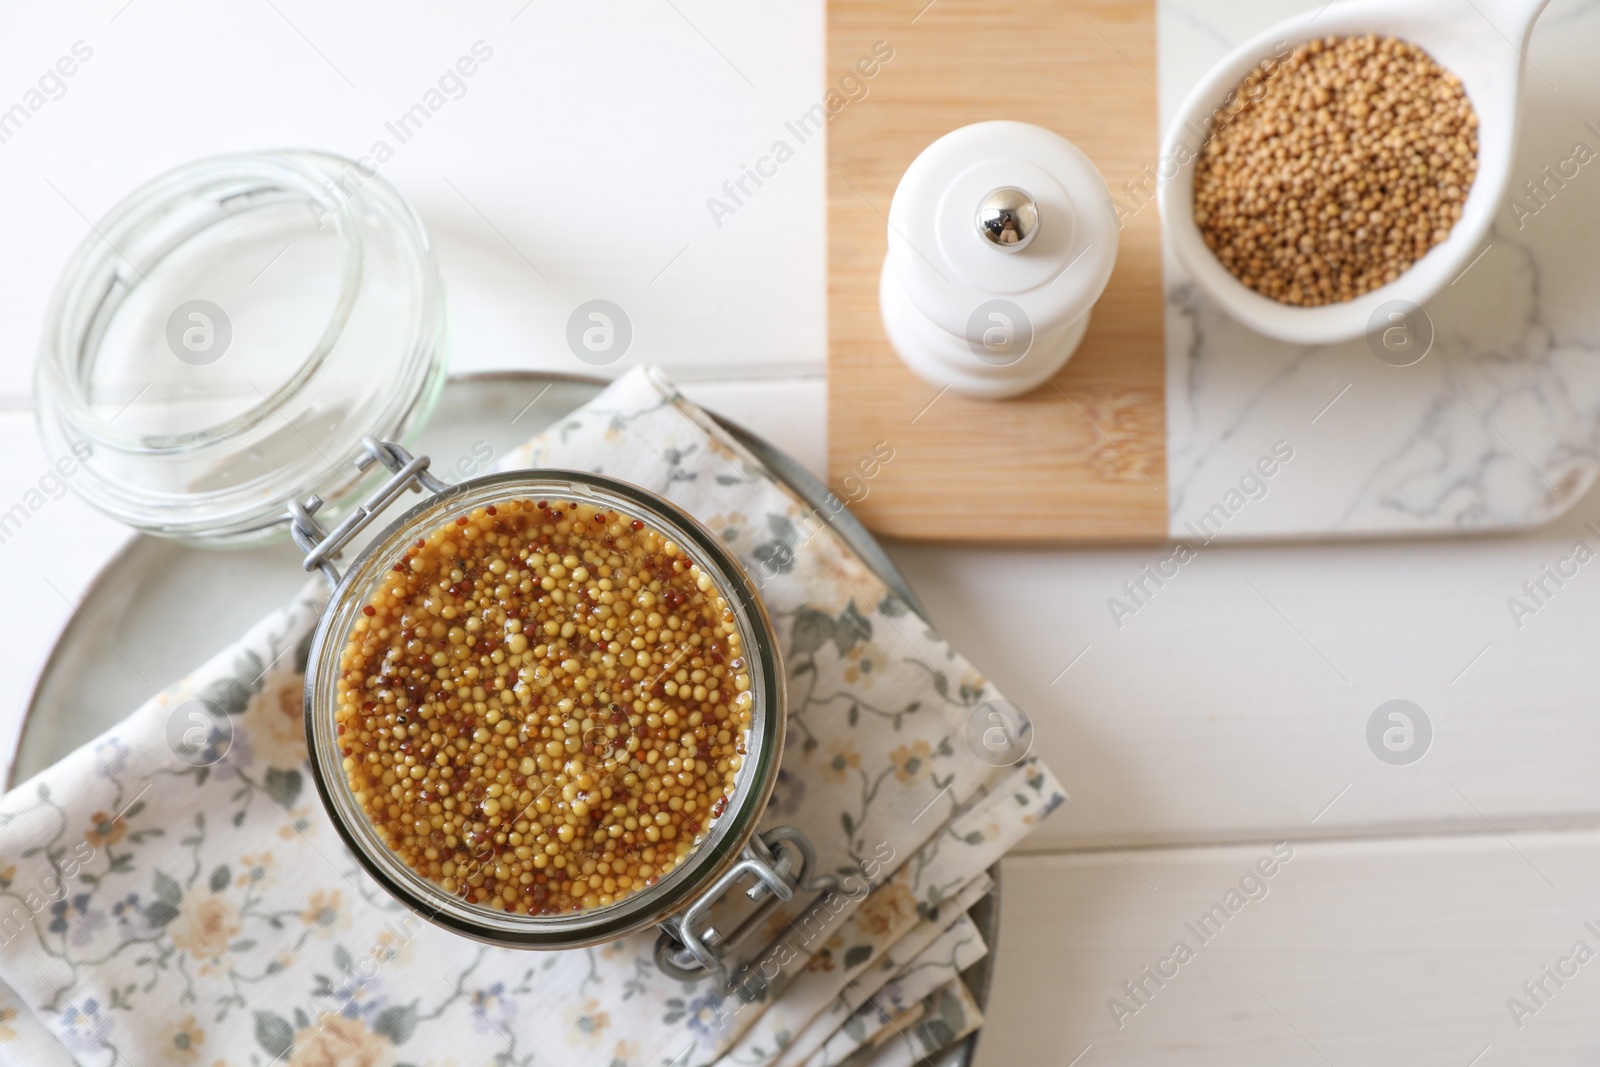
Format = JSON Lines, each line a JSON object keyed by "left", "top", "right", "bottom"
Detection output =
{"left": 33, "top": 151, "right": 834, "bottom": 984}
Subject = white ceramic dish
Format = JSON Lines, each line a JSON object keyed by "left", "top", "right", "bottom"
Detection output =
{"left": 1158, "top": 0, "right": 1550, "bottom": 345}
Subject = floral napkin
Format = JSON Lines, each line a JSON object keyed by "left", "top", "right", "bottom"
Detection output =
{"left": 0, "top": 368, "right": 1062, "bottom": 1067}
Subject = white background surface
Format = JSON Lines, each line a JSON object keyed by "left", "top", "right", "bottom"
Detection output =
{"left": 4, "top": 2, "right": 1600, "bottom": 1064}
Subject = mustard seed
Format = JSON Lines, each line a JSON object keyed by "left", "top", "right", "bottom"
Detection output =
{"left": 336, "top": 498, "right": 753, "bottom": 915}
{"left": 1193, "top": 34, "right": 1479, "bottom": 306}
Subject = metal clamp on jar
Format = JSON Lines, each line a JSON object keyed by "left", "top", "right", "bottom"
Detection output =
{"left": 34, "top": 151, "right": 833, "bottom": 985}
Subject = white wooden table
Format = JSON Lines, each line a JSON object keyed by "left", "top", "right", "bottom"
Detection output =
{"left": 4, "top": 2, "right": 1600, "bottom": 1064}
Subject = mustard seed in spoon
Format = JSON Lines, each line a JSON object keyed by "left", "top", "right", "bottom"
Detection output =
{"left": 1193, "top": 35, "right": 1479, "bottom": 307}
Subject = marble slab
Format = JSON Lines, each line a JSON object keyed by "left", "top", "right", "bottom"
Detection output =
{"left": 1160, "top": 0, "right": 1600, "bottom": 539}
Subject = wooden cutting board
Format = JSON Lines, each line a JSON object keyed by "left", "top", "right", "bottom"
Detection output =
{"left": 827, "top": 0, "right": 1167, "bottom": 542}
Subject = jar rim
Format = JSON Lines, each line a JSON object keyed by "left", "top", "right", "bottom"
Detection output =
{"left": 302, "top": 469, "right": 786, "bottom": 948}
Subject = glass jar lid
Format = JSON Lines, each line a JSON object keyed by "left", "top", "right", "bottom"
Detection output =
{"left": 34, "top": 151, "right": 447, "bottom": 543}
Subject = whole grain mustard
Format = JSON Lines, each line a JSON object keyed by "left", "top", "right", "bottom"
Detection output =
{"left": 335, "top": 498, "right": 752, "bottom": 915}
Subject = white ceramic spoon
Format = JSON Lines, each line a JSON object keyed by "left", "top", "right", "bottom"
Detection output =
{"left": 1157, "top": 0, "right": 1551, "bottom": 345}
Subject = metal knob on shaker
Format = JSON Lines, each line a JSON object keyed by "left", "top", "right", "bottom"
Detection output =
{"left": 976, "top": 186, "right": 1040, "bottom": 252}
{"left": 879, "top": 121, "right": 1119, "bottom": 399}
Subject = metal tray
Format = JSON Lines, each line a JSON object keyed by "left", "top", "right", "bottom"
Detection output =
{"left": 5, "top": 371, "right": 997, "bottom": 1067}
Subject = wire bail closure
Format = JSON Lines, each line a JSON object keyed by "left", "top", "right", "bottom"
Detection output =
{"left": 655, "top": 826, "right": 840, "bottom": 986}
{"left": 289, "top": 436, "right": 451, "bottom": 588}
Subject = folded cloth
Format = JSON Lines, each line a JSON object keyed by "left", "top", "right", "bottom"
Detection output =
{"left": 787, "top": 885, "right": 992, "bottom": 1067}
{"left": 0, "top": 368, "right": 1063, "bottom": 1067}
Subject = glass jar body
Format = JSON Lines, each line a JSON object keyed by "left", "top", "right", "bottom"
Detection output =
{"left": 302, "top": 469, "right": 785, "bottom": 948}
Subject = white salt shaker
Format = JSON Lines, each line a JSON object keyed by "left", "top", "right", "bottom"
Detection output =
{"left": 879, "top": 120, "right": 1119, "bottom": 399}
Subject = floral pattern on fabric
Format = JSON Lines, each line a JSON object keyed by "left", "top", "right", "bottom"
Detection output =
{"left": 0, "top": 368, "right": 1063, "bottom": 1067}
